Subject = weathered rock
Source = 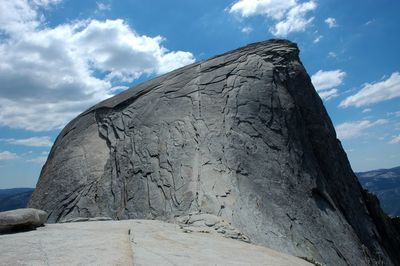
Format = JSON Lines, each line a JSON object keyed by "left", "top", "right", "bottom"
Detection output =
{"left": 132, "top": 219, "right": 312, "bottom": 266}
{"left": 0, "top": 219, "right": 313, "bottom": 266}
{"left": 29, "top": 39, "right": 400, "bottom": 265}
{"left": 60, "top": 216, "right": 112, "bottom": 223}
{"left": 0, "top": 220, "right": 134, "bottom": 265}
{"left": 176, "top": 213, "right": 250, "bottom": 242}
{"left": 0, "top": 208, "right": 47, "bottom": 233}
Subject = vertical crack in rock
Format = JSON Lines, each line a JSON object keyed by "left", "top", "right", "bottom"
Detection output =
{"left": 29, "top": 39, "right": 400, "bottom": 266}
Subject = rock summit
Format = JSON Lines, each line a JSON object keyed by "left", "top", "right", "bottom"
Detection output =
{"left": 29, "top": 40, "right": 400, "bottom": 265}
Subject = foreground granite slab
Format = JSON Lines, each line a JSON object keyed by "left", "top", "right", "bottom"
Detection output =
{"left": 132, "top": 220, "right": 312, "bottom": 266}
{"left": 0, "top": 220, "right": 133, "bottom": 266}
{"left": 0, "top": 219, "right": 312, "bottom": 266}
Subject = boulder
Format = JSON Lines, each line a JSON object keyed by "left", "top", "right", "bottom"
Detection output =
{"left": 0, "top": 208, "right": 47, "bottom": 233}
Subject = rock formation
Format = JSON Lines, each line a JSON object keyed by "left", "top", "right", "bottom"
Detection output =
{"left": 0, "top": 219, "right": 314, "bottom": 266}
{"left": 29, "top": 39, "right": 400, "bottom": 265}
{"left": 0, "top": 208, "right": 47, "bottom": 233}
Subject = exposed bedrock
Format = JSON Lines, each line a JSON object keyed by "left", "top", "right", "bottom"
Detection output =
{"left": 29, "top": 39, "right": 400, "bottom": 265}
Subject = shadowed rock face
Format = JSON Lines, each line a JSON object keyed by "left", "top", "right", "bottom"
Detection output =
{"left": 29, "top": 40, "right": 400, "bottom": 265}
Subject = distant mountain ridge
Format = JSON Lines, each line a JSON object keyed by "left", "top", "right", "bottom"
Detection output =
{"left": 357, "top": 166, "right": 400, "bottom": 217}
{"left": 0, "top": 188, "right": 34, "bottom": 212}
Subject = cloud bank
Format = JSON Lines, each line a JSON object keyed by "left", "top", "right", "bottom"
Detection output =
{"left": 340, "top": 72, "right": 400, "bottom": 108}
{"left": 335, "top": 119, "right": 388, "bottom": 140}
{"left": 1, "top": 136, "right": 53, "bottom": 147}
{"left": 0, "top": 151, "right": 19, "bottom": 160}
{"left": 0, "top": 0, "right": 195, "bottom": 132}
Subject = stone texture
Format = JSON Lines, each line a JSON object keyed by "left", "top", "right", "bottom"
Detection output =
{"left": 59, "top": 216, "right": 112, "bottom": 223}
{"left": 0, "top": 220, "right": 134, "bottom": 266}
{"left": 0, "top": 208, "right": 47, "bottom": 233}
{"left": 29, "top": 39, "right": 400, "bottom": 265}
{"left": 132, "top": 219, "right": 312, "bottom": 266}
{"left": 175, "top": 213, "right": 251, "bottom": 243}
{"left": 0, "top": 219, "right": 313, "bottom": 266}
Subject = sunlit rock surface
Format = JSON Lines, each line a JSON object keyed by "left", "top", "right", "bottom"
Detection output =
{"left": 0, "top": 219, "right": 313, "bottom": 266}
{"left": 29, "top": 39, "right": 400, "bottom": 265}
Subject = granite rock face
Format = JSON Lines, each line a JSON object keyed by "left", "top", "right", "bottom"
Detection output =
{"left": 29, "top": 40, "right": 400, "bottom": 265}
{"left": 0, "top": 219, "right": 313, "bottom": 266}
{"left": 0, "top": 208, "right": 47, "bottom": 233}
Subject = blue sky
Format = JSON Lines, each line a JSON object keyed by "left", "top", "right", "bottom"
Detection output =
{"left": 0, "top": 0, "right": 399, "bottom": 188}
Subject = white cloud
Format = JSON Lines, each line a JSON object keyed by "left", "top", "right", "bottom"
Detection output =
{"left": 229, "top": 0, "right": 296, "bottom": 19}
{"left": 1, "top": 136, "right": 53, "bottom": 147}
{"left": 388, "top": 135, "right": 400, "bottom": 144}
{"left": 241, "top": 26, "right": 253, "bottom": 34}
{"left": 365, "top": 19, "right": 375, "bottom": 26}
{"left": 0, "top": 0, "right": 195, "bottom": 132}
{"left": 32, "top": 0, "right": 62, "bottom": 6}
{"left": 311, "top": 69, "right": 346, "bottom": 100}
{"left": 324, "top": 17, "right": 337, "bottom": 28}
{"left": 96, "top": 2, "right": 110, "bottom": 11}
{"left": 318, "top": 89, "right": 338, "bottom": 101}
{"left": 311, "top": 70, "right": 346, "bottom": 91}
{"left": 27, "top": 156, "right": 47, "bottom": 164}
{"left": 313, "top": 35, "right": 322, "bottom": 43}
{"left": 362, "top": 108, "right": 372, "bottom": 113}
{"left": 335, "top": 119, "right": 388, "bottom": 140}
{"left": 387, "top": 111, "right": 400, "bottom": 117}
{"left": 228, "top": 0, "right": 317, "bottom": 37}
{"left": 0, "top": 151, "right": 19, "bottom": 160}
{"left": 0, "top": 0, "right": 39, "bottom": 34}
{"left": 328, "top": 51, "right": 337, "bottom": 58}
{"left": 271, "top": 1, "right": 316, "bottom": 36}
{"left": 339, "top": 72, "right": 400, "bottom": 108}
